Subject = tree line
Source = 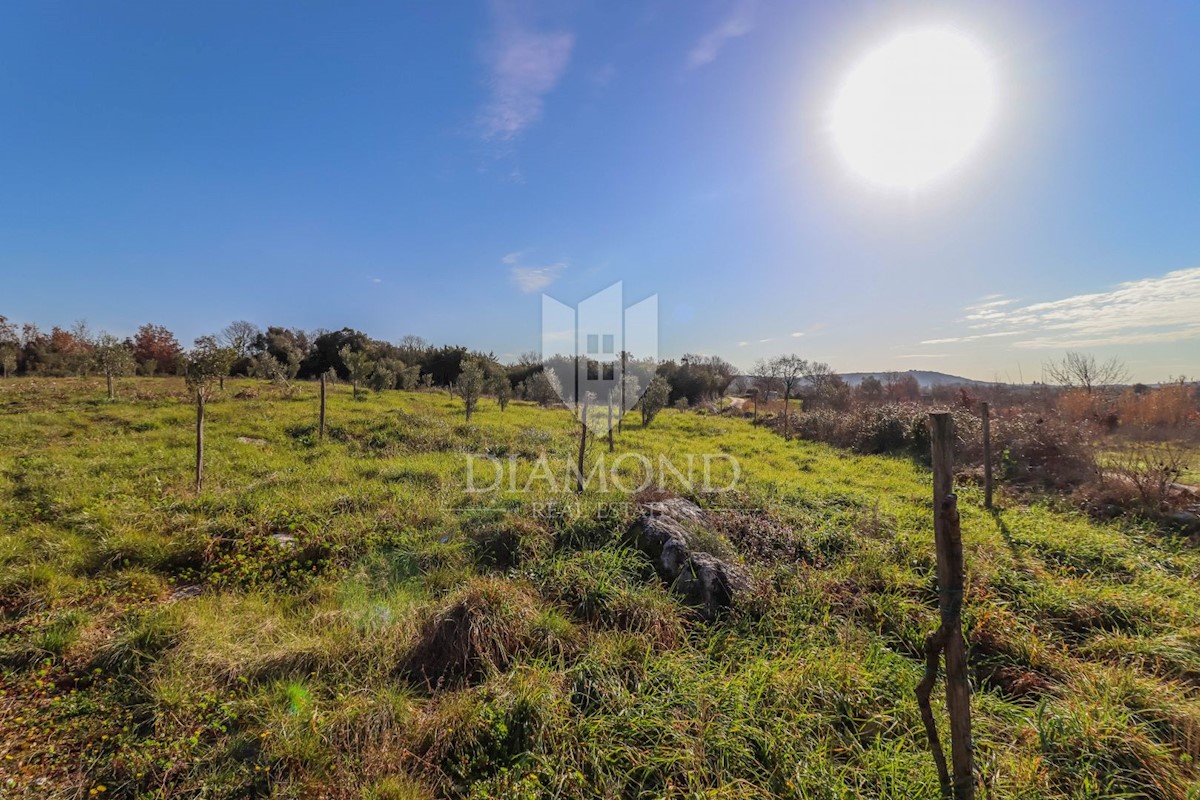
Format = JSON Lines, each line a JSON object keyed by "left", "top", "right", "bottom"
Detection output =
{"left": 0, "top": 316, "right": 748, "bottom": 408}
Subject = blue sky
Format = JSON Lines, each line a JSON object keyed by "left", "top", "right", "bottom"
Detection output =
{"left": 2, "top": 0, "right": 1198, "bottom": 381}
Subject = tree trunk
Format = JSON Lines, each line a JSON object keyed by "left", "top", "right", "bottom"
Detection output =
{"left": 195, "top": 389, "right": 205, "bottom": 492}
{"left": 106, "top": 372, "right": 114, "bottom": 400}
{"left": 319, "top": 373, "right": 327, "bottom": 440}
{"left": 219, "top": 375, "right": 225, "bottom": 392}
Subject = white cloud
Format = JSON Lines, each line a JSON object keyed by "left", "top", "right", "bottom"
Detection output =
{"left": 370, "top": 277, "right": 383, "bottom": 284}
{"left": 790, "top": 331, "right": 805, "bottom": 338}
{"left": 479, "top": 5, "right": 574, "bottom": 141}
{"left": 926, "top": 268, "right": 1200, "bottom": 350}
{"left": 686, "top": 0, "right": 756, "bottom": 69}
{"left": 503, "top": 250, "right": 567, "bottom": 293}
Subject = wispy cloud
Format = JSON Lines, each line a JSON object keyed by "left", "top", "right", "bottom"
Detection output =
{"left": 686, "top": 0, "right": 756, "bottom": 69}
{"left": 790, "top": 331, "right": 805, "bottom": 338}
{"left": 927, "top": 268, "right": 1200, "bottom": 350}
{"left": 503, "top": 251, "right": 567, "bottom": 293}
{"left": 479, "top": 4, "right": 574, "bottom": 141}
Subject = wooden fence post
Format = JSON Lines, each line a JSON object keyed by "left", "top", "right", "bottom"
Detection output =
{"left": 981, "top": 402, "right": 993, "bottom": 510}
{"left": 918, "top": 412, "right": 975, "bottom": 799}
{"left": 195, "top": 388, "right": 205, "bottom": 492}
{"left": 319, "top": 372, "right": 327, "bottom": 441}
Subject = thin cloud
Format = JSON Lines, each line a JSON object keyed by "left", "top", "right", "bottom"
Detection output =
{"left": 503, "top": 251, "right": 567, "bottom": 293}
{"left": 687, "top": 0, "right": 756, "bottom": 69}
{"left": 479, "top": 5, "right": 574, "bottom": 141}
{"left": 925, "top": 267, "right": 1200, "bottom": 350}
{"left": 790, "top": 331, "right": 805, "bottom": 338}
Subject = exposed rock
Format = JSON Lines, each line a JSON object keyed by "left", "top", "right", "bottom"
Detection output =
{"left": 628, "top": 498, "right": 750, "bottom": 620}
{"left": 169, "top": 584, "right": 203, "bottom": 601}
{"left": 1164, "top": 510, "right": 1200, "bottom": 532}
{"left": 236, "top": 436, "right": 268, "bottom": 446}
{"left": 270, "top": 533, "right": 297, "bottom": 547}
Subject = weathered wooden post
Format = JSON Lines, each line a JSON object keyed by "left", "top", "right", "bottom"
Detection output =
{"left": 981, "top": 402, "right": 993, "bottom": 510}
{"left": 195, "top": 387, "right": 205, "bottom": 492}
{"left": 917, "top": 412, "right": 975, "bottom": 799}
{"left": 319, "top": 372, "right": 327, "bottom": 441}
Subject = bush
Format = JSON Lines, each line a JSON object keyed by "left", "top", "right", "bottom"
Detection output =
{"left": 785, "top": 403, "right": 1095, "bottom": 488}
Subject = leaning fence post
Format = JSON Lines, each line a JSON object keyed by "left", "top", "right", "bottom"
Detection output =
{"left": 981, "top": 402, "right": 993, "bottom": 510}
{"left": 924, "top": 412, "right": 975, "bottom": 799}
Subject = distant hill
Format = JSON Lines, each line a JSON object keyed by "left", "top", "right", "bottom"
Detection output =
{"left": 839, "top": 370, "right": 994, "bottom": 389}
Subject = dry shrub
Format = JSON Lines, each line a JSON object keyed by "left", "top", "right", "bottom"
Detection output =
{"left": 403, "top": 577, "right": 540, "bottom": 688}
{"left": 1118, "top": 383, "right": 1198, "bottom": 429}
{"left": 1105, "top": 443, "right": 1193, "bottom": 513}
{"left": 993, "top": 413, "right": 1097, "bottom": 489}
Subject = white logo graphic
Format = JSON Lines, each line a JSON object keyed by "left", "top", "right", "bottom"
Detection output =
{"left": 541, "top": 282, "right": 658, "bottom": 434}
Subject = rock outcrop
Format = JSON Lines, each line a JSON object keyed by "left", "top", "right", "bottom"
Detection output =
{"left": 627, "top": 498, "right": 750, "bottom": 620}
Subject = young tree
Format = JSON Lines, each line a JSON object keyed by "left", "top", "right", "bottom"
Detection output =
{"left": 369, "top": 361, "right": 397, "bottom": 392}
{"left": 458, "top": 358, "right": 485, "bottom": 421}
{"left": 339, "top": 345, "right": 373, "bottom": 400}
{"left": 490, "top": 374, "right": 512, "bottom": 411}
{"left": 93, "top": 333, "right": 136, "bottom": 399}
{"left": 762, "top": 355, "right": 808, "bottom": 439}
{"left": 251, "top": 351, "right": 288, "bottom": 385}
{"left": 1044, "top": 352, "right": 1129, "bottom": 394}
{"left": 640, "top": 375, "right": 670, "bottom": 427}
{"left": 185, "top": 336, "right": 236, "bottom": 491}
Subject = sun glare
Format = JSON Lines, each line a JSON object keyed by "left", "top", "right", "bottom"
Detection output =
{"left": 831, "top": 27, "right": 997, "bottom": 190}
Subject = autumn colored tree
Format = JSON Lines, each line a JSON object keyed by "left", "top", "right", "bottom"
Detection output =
{"left": 134, "top": 324, "right": 183, "bottom": 375}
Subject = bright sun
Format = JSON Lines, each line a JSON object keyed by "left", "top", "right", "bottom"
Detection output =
{"left": 831, "top": 27, "right": 997, "bottom": 190}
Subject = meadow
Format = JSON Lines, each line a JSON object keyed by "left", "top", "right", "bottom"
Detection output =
{"left": 2, "top": 378, "right": 1199, "bottom": 799}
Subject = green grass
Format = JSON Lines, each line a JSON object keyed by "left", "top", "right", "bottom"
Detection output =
{"left": 1, "top": 377, "right": 1199, "bottom": 798}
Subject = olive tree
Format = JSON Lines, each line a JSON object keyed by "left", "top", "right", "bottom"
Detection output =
{"left": 93, "top": 333, "right": 136, "bottom": 399}
{"left": 185, "top": 336, "right": 237, "bottom": 491}
{"left": 640, "top": 375, "right": 670, "bottom": 427}
{"left": 490, "top": 374, "right": 512, "bottom": 411}
{"left": 339, "top": 345, "right": 373, "bottom": 401}
{"left": 458, "top": 358, "right": 485, "bottom": 421}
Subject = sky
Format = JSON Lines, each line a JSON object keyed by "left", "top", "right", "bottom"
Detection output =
{"left": 2, "top": 0, "right": 1198, "bottom": 382}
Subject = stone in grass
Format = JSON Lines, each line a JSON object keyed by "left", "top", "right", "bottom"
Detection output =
{"left": 627, "top": 498, "right": 750, "bottom": 620}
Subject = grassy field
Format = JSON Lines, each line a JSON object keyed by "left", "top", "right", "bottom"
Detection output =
{"left": 2, "top": 378, "right": 1200, "bottom": 799}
